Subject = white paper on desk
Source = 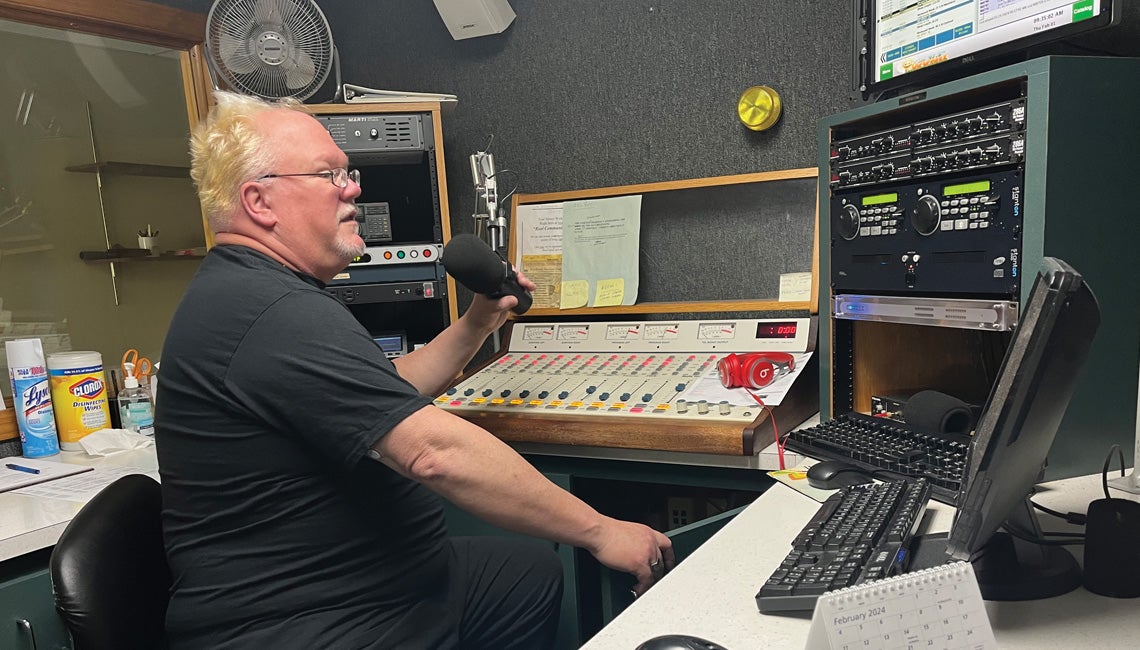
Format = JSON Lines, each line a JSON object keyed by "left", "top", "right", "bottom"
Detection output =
{"left": 560, "top": 196, "right": 641, "bottom": 308}
{"left": 13, "top": 465, "right": 159, "bottom": 502}
{"left": 0, "top": 457, "right": 92, "bottom": 493}
{"left": 679, "top": 352, "right": 813, "bottom": 407}
{"left": 516, "top": 203, "right": 566, "bottom": 310}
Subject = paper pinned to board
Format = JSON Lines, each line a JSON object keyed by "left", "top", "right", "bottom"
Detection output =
{"left": 778, "top": 271, "right": 813, "bottom": 302}
{"left": 560, "top": 196, "right": 641, "bottom": 308}
{"left": 516, "top": 203, "right": 566, "bottom": 310}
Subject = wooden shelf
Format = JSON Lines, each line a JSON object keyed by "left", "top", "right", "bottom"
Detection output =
{"left": 65, "top": 161, "right": 189, "bottom": 178}
{"left": 510, "top": 168, "right": 821, "bottom": 317}
{"left": 520, "top": 299, "right": 813, "bottom": 318}
{"left": 79, "top": 252, "right": 204, "bottom": 264}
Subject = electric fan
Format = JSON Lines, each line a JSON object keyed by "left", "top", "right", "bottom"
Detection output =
{"left": 204, "top": 0, "right": 341, "bottom": 102}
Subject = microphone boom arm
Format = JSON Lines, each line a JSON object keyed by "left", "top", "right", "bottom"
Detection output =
{"left": 470, "top": 151, "right": 507, "bottom": 253}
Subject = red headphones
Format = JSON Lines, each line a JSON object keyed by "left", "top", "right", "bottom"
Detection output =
{"left": 717, "top": 352, "right": 796, "bottom": 389}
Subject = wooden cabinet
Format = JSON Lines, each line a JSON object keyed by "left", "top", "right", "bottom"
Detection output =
{"left": 306, "top": 102, "right": 460, "bottom": 334}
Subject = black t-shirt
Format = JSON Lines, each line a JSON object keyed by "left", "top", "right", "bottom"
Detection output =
{"left": 155, "top": 246, "right": 445, "bottom": 648}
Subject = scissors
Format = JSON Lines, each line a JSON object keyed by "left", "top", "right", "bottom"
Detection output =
{"left": 122, "top": 348, "right": 153, "bottom": 381}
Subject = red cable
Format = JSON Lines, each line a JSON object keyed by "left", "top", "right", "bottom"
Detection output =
{"left": 747, "top": 389, "right": 785, "bottom": 470}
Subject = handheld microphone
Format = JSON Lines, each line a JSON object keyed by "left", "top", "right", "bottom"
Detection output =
{"left": 442, "top": 234, "right": 533, "bottom": 315}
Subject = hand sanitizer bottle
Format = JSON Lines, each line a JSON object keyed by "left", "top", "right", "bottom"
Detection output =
{"left": 117, "top": 374, "right": 155, "bottom": 436}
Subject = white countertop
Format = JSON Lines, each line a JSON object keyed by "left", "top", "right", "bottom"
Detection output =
{"left": 0, "top": 448, "right": 158, "bottom": 562}
{"left": 582, "top": 473, "right": 1140, "bottom": 650}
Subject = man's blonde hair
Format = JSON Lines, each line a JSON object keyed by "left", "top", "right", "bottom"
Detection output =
{"left": 190, "top": 91, "right": 307, "bottom": 232}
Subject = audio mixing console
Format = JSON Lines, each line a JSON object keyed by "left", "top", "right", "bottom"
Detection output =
{"left": 436, "top": 317, "right": 819, "bottom": 456}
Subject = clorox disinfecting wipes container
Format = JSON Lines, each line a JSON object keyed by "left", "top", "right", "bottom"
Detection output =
{"left": 47, "top": 351, "right": 111, "bottom": 450}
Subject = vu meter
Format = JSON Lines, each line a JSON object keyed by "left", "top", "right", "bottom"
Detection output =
{"left": 557, "top": 325, "right": 590, "bottom": 341}
{"left": 698, "top": 322, "right": 736, "bottom": 340}
{"left": 522, "top": 325, "right": 555, "bottom": 341}
{"left": 606, "top": 324, "right": 641, "bottom": 340}
{"left": 643, "top": 323, "right": 680, "bottom": 340}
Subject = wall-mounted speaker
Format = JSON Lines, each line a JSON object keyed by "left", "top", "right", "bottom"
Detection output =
{"left": 432, "top": 0, "right": 515, "bottom": 40}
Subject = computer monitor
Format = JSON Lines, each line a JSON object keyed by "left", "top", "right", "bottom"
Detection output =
{"left": 911, "top": 257, "right": 1101, "bottom": 600}
{"left": 856, "top": 0, "right": 1122, "bottom": 99}
{"left": 371, "top": 331, "right": 408, "bottom": 359}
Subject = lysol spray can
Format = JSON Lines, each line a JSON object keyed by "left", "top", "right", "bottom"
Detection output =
{"left": 47, "top": 351, "right": 111, "bottom": 451}
{"left": 5, "top": 338, "right": 61, "bottom": 458}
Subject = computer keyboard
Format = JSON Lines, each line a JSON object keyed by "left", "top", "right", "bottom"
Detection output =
{"left": 784, "top": 412, "right": 969, "bottom": 504}
{"left": 755, "top": 478, "right": 931, "bottom": 614}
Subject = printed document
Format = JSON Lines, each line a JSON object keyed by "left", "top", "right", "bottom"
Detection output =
{"left": 560, "top": 196, "right": 642, "bottom": 308}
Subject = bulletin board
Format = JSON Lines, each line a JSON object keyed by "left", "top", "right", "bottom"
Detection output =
{"left": 508, "top": 168, "right": 819, "bottom": 318}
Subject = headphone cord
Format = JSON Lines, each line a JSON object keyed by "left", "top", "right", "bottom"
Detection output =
{"left": 746, "top": 389, "right": 784, "bottom": 469}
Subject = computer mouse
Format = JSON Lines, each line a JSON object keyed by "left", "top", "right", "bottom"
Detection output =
{"left": 635, "top": 634, "right": 729, "bottom": 650}
{"left": 806, "top": 460, "right": 875, "bottom": 490}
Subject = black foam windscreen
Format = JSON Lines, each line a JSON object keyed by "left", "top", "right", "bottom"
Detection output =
{"left": 903, "top": 390, "right": 974, "bottom": 435}
{"left": 441, "top": 234, "right": 508, "bottom": 294}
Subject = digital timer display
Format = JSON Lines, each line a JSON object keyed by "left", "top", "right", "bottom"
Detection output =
{"left": 756, "top": 322, "right": 798, "bottom": 339}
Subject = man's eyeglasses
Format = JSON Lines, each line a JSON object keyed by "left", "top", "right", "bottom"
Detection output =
{"left": 257, "top": 168, "right": 361, "bottom": 188}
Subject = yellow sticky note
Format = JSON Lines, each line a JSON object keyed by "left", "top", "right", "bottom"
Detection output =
{"left": 594, "top": 278, "right": 624, "bottom": 307}
{"left": 560, "top": 280, "right": 588, "bottom": 309}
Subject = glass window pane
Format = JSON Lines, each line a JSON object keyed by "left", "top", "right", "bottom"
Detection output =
{"left": 0, "top": 19, "right": 203, "bottom": 398}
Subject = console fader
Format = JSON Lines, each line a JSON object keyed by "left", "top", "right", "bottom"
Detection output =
{"left": 436, "top": 317, "right": 819, "bottom": 456}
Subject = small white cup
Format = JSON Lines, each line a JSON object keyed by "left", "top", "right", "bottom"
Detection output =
{"left": 138, "top": 235, "right": 159, "bottom": 255}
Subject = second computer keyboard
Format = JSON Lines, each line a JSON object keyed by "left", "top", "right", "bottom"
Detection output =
{"left": 755, "top": 478, "right": 931, "bottom": 614}
{"left": 784, "top": 412, "right": 969, "bottom": 504}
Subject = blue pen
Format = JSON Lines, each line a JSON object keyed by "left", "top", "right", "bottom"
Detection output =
{"left": 6, "top": 463, "right": 40, "bottom": 475}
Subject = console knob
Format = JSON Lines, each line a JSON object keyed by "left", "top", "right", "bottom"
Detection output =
{"left": 837, "top": 204, "right": 860, "bottom": 241}
{"left": 912, "top": 194, "right": 941, "bottom": 236}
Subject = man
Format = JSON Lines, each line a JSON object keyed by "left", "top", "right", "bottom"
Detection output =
{"left": 155, "top": 91, "right": 672, "bottom": 649}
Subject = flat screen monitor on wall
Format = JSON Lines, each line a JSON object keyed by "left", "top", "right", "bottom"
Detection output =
{"left": 855, "top": 0, "right": 1122, "bottom": 100}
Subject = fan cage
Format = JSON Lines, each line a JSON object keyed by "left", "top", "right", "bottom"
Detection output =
{"left": 206, "top": 0, "right": 335, "bottom": 101}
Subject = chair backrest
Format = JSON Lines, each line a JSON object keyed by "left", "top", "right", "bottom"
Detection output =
{"left": 50, "top": 473, "right": 171, "bottom": 650}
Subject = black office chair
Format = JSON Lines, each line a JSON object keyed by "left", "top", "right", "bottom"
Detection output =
{"left": 50, "top": 473, "right": 171, "bottom": 650}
